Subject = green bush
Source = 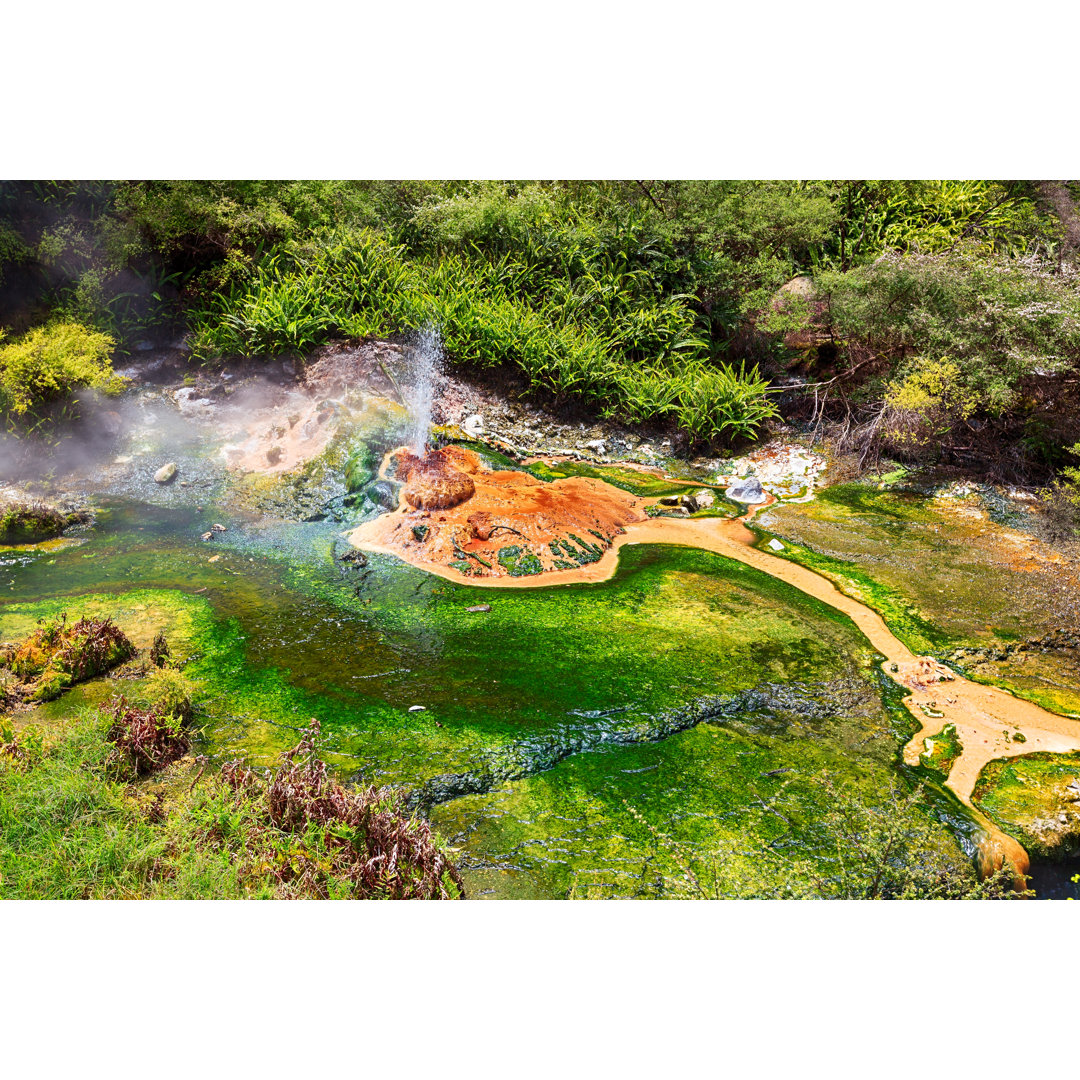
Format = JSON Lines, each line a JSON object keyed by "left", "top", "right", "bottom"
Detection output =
{"left": 814, "top": 252, "right": 1080, "bottom": 453}
{"left": 0, "top": 320, "right": 123, "bottom": 418}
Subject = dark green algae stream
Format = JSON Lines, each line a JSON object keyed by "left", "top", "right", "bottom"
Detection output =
{"left": 2, "top": 487, "right": 985, "bottom": 898}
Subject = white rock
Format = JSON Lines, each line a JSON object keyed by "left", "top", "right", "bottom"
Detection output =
{"left": 463, "top": 414, "right": 485, "bottom": 436}
{"left": 408, "top": 705, "right": 426, "bottom": 713}
{"left": 768, "top": 538, "right": 785, "bottom": 552}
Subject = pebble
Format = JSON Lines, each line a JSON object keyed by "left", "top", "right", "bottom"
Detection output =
{"left": 408, "top": 705, "right": 426, "bottom": 712}
{"left": 154, "top": 462, "right": 177, "bottom": 484}
{"left": 466, "top": 604, "right": 492, "bottom": 613}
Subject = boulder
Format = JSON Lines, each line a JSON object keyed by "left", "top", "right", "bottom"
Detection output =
{"left": 370, "top": 479, "right": 402, "bottom": 509}
{"left": 154, "top": 462, "right": 178, "bottom": 484}
{"left": 726, "top": 476, "right": 765, "bottom": 503}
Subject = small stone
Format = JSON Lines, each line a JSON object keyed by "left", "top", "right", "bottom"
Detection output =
{"left": 466, "top": 604, "right": 492, "bottom": 613}
{"left": 768, "top": 538, "right": 785, "bottom": 552}
{"left": 200, "top": 531, "right": 214, "bottom": 541}
{"left": 408, "top": 705, "right": 426, "bottom": 713}
{"left": 212, "top": 523, "right": 226, "bottom": 533}
{"left": 726, "top": 476, "right": 765, "bottom": 503}
{"left": 463, "top": 414, "right": 485, "bottom": 437}
{"left": 154, "top": 462, "right": 177, "bottom": 484}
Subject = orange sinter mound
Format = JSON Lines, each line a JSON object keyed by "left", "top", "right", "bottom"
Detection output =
{"left": 398, "top": 447, "right": 477, "bottom": 510}
{"left": 350, "top": 445, "right": 647, "bottom": 580}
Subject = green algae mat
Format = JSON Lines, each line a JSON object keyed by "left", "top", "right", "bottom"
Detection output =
{"left": 1, "top": 494, "right": 974, "bottom": 897}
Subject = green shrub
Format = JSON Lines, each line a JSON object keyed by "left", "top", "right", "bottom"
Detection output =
{"left": 0, "top": 320, "right": 123, "bottom": 418}
{"left": 813, "top": 252, "right": 1080, "bottom": 456}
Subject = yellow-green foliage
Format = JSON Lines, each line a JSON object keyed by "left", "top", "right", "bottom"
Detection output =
{"left": 883, "top": 355, "right": 984, "bottom": 448}
{"left": 0, "top": 321, "right": 123, "bottom": 416}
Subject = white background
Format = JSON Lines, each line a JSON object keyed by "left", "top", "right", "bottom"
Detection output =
{"left": 4, "top": 2, "right": 1079, "bottom": 1075}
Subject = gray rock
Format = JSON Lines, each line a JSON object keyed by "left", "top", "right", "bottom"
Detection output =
{"left": 767, "top": 538, "right": 785, "bottom": 552}
{"left": 99, "top": 411, "right": 123, "bottom": 438}
{"left": 154, "top": 462, "right": 177, "bottom": 484}
{"left": 174, "top": 387, "right": 214, "bottom": 415}
{"left": 584, "top": 439, "right": 607, "bottom": 454}
{"left": 463, "top": 414, "right": 485, "bottom": 436}
{"left": 726, "top": 476, "right": 765, "bottom": 503}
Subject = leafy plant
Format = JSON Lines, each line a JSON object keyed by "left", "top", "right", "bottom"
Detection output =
{"left": 216, "top": 719, "right": 464, "bottom": 899}
{"left": 0, "top": 321, "right": 123, "bottom": 420}
{"left": 105, "top": 694, "right": 191, "bottom": 777}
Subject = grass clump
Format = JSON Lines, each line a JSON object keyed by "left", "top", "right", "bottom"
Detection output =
{"left": 0, "top": 712, "right": 463, "bottom": 899}
{"left": 215, "top": 719, "right": 463, "bottom": 899}
{"left": 0, "top": 612, "right": 136, "bottom": 702}
{"left": 105, "top": 694, "right": 191, "bottom": 778}
{"left": 0, "top": 501, "right": 84, "bottom": 543}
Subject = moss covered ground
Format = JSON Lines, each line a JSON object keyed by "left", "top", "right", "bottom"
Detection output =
{"left": 972, "top": 752, "right": 1080, "bottom": 858}
{"left": 758, "top": 482, "right": 1080, "bottom": 716}
{"left": 1, "top": 491, "right": 966, "bottom": 896}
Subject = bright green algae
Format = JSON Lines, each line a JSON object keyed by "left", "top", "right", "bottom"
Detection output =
{"left": 431, "top": 708, "right": 965, "bottom": 900}
{"left": 1, "top": 496, "right": 961, "bottom": 897}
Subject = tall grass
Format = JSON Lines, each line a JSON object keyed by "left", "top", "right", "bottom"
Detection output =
{"left": 190, "top": 230, "right": 779, "bottom": 444}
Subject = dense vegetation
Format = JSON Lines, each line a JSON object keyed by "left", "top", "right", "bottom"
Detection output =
{"left": 1, "top": 179, "right": 1078, "bottom": 483}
